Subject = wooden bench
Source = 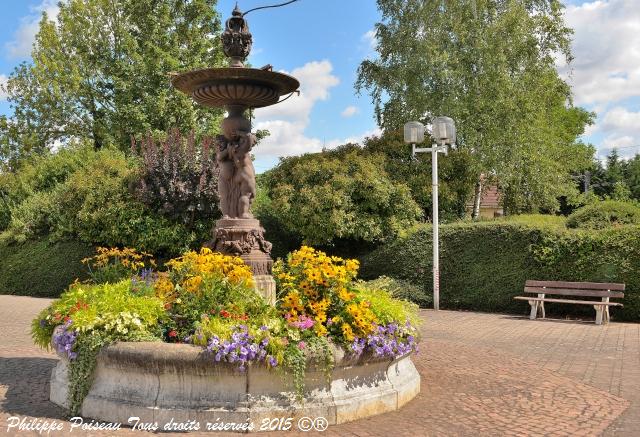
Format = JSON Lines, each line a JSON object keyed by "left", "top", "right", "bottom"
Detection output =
{"left": 514, "top": 280, "right": 624, "bottom": 325}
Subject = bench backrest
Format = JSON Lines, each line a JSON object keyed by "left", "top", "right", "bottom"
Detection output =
{"left": 524, "top": 280, "right": 625, "bottom": 299}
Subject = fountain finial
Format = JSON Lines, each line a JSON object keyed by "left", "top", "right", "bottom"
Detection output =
{"left": 222, "top": 5, "right": 252, "bottom": 67}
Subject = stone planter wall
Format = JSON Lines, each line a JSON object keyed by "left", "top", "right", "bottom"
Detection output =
{"left": 50, "top": 342, "right": 420, "bottom": 431}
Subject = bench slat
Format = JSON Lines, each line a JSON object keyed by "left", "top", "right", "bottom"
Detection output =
{"left": 525, "top": 280, "right": 625, "bottom": 291}
{"left": 523, "top": 287, "right": 624, "bottom": 298}
{"left": 514, "top": 296, "right": 623, "bottom": 307}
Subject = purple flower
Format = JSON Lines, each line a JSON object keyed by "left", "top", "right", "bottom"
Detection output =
{"left": 268, "top": 356, "right": 278, "bottom": 367}
{"left": 52, "top": 320, "right": 78, "bottom": 361}
{"left": 204, "top": 325, "right": 274, "bottom": 371}
{"left": 348, "top": 322, "right": 418, "bottom": 359}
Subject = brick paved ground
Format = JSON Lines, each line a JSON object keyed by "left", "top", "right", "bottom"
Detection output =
{"left": 0, "top": 296, "right": 638, "bottom": 436}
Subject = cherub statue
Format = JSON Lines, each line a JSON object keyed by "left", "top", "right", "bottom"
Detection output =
{"left": 230, "top": 131, "right": 257, "bottom": 219}
{"left": 215, "top": 129, "right": 257, "bottom": 219}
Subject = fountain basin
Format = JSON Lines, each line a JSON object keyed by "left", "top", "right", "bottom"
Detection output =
{"left": 50, "top": 342, "right": 420, "bottom": 431}
{"left": 171, "top": 68, "right": 299, "bottom": 108}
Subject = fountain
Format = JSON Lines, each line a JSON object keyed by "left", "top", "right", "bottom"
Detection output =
{"left": 171, "top": 5, "right": 300, "bottom": 305}
{"left": 48, "top": 6, "right": 421, "bottom": 431}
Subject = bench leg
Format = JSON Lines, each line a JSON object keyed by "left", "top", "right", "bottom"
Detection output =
{"left": 539, "top": 301, "right": 546, "bottom": 319}
{"left": 529, "top": 300, "right": 538, "bottom": 320}
{"left": 594, "top": 305, "right": 604, "bottom": 325}
{"left": 605, "top": 306, "right": 610, "bottom": 324}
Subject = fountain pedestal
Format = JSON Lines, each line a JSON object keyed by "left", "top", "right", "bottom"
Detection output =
{"left": 211, "top": 218, "right": 276, "bottom": 304}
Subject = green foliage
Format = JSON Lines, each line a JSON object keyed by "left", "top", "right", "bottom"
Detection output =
{"left": 626, "top": 154, "right": 640, "bottom": 200}
{"left": 0, "top": 238, "right": 93, "bottom": 298}
{"left": 167, "top": 276, "right": 273, "bottom": 341}
{"left": 260, "top": 147, "right": 422, "bottom": 246}
{"left": 566, "top": 201, "right": 640, "bottom": 229}
{"left": 282, "top": 336, "right": 333, "bottom": 399}
{"left": 253, "top": 179, "right": 302, "bottom": 260}
{"left": 67, "top": 326, "right": 160, "bottom": 414}
{"left": 355, "top": 280, "right": 421, "bottom": 327}
{"left": 361, "top": 217, "right": 640, "bottom": 321}
{"left": 357, "top": 0, "right": 594, "bottom": 214}
{"left": 33, "top": 280, "right": 165, "bottom": 340}
{"left": 1, "top": 0, "right": 224, "bottom": 166}
{"left": 1, "top": 145, "right": 209, "bottom": 255}
{"left": 363, "top": 131, "right": 477, "bottom": 221}
{"left": 361, "top": 276, "right": 432, "bottom": 310}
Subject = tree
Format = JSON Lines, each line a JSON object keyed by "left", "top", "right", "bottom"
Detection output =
{"left": 356, "top": 0, "right": 594, "bottom": 216}
{"left": 625, "top": 154, "right": 640, "bottom": 201}
{"left": 362, "top": 131, "right": 477, "bottom": 221}
{"left": 1, "top": 0, "right": 225, "bottom": 168}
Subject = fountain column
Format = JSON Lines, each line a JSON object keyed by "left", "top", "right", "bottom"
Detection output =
{"left": 212, "top": 6, "right": 275, "bottom": 304}
{"left": 173, "top": 6, "right": 299, "bottom": 305}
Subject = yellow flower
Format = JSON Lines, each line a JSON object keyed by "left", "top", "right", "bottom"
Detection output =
{"left": 338, "top": 287, "right": 354, "bottom": 301}
{"left": 341, "top": 323, "right": 355, "bottom": 341}
{"left": 315, "top": 324, "right": 328, "bottom": 336}
{"left": 184, "top": 275, "right": 203, "bottom": 293}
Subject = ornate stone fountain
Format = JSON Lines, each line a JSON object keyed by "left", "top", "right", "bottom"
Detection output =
{"left": 172, "top": 5, "right": 299, "bottom": 305}
{"left": 49, "top": 7, "right": 420, "bottom": 431}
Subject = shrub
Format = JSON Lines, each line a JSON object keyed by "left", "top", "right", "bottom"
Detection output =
{"left": 260, "top": 148, "right": 422, "bottom": 246}
{"left": 360, "top": 217, "right": 640, "bottom": 322}
{"left": 566, "top": 200, "right": 640, "bottom": 229}
{"left": 1, "top": 146, "right": 209, "bottom": 255}
{"left": 131, "top": 130, "right": 220, "bottom": 228}
{"left": 0, "top": 239, "right": 93, "bottom": 297}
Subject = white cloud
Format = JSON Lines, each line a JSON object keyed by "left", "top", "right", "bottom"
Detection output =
{"left": 341, "top": 105, "right": 359, "bottom": 118}
{"left": 362, "top": 29, "right": 377, "bottom": 50}
{"left": 254, "top": 60, "right": 339, "bottom": 124}
{"left": 601, "top": 107, "right": 640, "bottom": 137}
{"left": 253, "top": 60, "right": 349, "bottom": 158}
{"left": 562, "top": 0, "right": 640, "bottom": 106}
{"left": 5, "top": 0, "right": 60, "bottom": 59}
{"left": 598, "top": 107, "right": 640, "bottom": 157}
{"left": 0, "top": 75, "right": 8, "bottom": 101}
{"left": 252, "top": 61, "right": 379, "bottom": 160}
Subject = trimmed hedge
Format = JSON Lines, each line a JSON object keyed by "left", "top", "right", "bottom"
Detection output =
{"left": 360, "top": 219, "right": 640, "bottom": 322}
{"left": 567, "top": 200, "right": 640, "bottom": 229}
{"left": 0, "top": 239, "right": 93, "bottom": 297}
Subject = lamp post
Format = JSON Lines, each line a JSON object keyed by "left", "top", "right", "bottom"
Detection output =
{"left": 404, "top": 117, "right": 456, "bottom": 311}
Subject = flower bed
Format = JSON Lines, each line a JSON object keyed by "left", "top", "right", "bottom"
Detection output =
{"left": 33, "top": 246, "right": 420, "bottom": 426}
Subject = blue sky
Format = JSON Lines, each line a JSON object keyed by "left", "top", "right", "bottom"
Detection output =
{"left": 1, "top": 0, "right": 639, "bottom": 172}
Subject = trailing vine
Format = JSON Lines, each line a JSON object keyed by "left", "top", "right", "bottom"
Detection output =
{"left": 67, "top": 330, "right": 160, "bottom": 414}
{"left": 282, "top": 336, "right": 334, "bottom": 400}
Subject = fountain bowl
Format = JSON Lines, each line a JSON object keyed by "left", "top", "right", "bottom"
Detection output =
{"left": 172, "top": 68, "right": 300, "bottom": 108}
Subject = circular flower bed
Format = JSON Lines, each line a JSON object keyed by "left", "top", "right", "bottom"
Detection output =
{"left": 33, "top": 246, "right": 420, "bottom": 424}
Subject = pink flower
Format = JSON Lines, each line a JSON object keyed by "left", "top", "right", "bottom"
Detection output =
{"left": 298, "top": 341, "right": 306, "bottom": 349}
{"left": 289, "top": 315, "right": 315, "bottom": 330}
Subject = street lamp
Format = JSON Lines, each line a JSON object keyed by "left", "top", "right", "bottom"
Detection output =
{"left": 404, "top": 117, "right": 456, "bottom": 311}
